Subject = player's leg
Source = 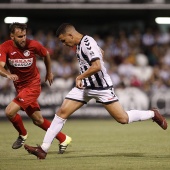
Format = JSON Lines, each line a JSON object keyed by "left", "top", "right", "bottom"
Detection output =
{"left": 96, "top": 87, "right": 167, "bottom": 129}
{"left": 27, "top": 108, "right": 72, "bottom": 154}
{"left": 41, "top": 99, "right": 84, "bottom": 152}
{"left": 103, "top": 101, "right": 167, "bottom": 129}
{"left": 103, "top": 101, "right": 154, "bottom": 124}
{"left": 5, "top": 101, "right": 28, "bottom": 149}
{"left": 7, "top": 86, "right": 40, "bottom": 149}
{"left": 24, "top": 99, "right": 84, "bottom": 159}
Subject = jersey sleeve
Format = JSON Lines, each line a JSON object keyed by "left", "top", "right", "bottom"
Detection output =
{"left": 0, "top": 44, "right": 7, "bottom": 63}
{"left": 83, "top": 37, "right": 102, "bottom": 62}
{"left": 32, "top": 40, "right": 48, "bottom": 57}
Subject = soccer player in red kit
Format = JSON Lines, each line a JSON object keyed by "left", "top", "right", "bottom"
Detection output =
{"left": 0, "top": 22, "right": 71, "bottom": 154}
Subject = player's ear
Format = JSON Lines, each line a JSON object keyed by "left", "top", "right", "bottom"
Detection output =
{"left": 69, "top": 34, "right": 73, "bottom": 39}
{"left": 10, "top": 33, "right": 14, "bottom": 40}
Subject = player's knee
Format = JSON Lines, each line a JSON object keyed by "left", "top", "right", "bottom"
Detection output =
{"left": 57, "top": 108, "right": 67, "bottom": 119}
{"left": 33, "top": 117, "right": 44, "bottom": 126}
{"left": 117, "top": 117, "right": 129, "bottom": 124}
{"left": 5, "top": 107, "right": 14, "bottom": 119}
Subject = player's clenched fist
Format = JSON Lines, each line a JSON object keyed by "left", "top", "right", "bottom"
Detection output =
{"left": 7, "top": 74, "right": 19, "bottom": 81}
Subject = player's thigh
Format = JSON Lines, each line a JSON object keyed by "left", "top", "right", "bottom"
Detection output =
{"left": 5, "top": 101, "right": 21, "bottom": 117}
{"left": 57, "top": 99, "right": 84, "bottom": 119}
{"left": 103, "top": 101, "right": 128, "bottom": 123}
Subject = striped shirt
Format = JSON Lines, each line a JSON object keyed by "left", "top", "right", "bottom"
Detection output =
{"left": 76, "top": 35, "right": 113, "bottom": 90}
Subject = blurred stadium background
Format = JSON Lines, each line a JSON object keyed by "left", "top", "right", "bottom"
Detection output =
{"left": 0, "top": 0, "right": 170, "bottom": 118}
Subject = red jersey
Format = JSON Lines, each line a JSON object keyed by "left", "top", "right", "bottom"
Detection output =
{"left": 0, "top": 39, "right": 48, "bottom": 91}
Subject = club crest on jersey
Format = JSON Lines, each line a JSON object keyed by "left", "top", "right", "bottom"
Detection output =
{"left": 23, "top": 50, "right": 30, "bottom": 57}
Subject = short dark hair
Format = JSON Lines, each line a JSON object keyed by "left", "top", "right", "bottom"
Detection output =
{"left": 56, "top": 23, "right": 73, "bottom": 37}
{"left": 9, "top": 22, "right": 27, "bottom": 34}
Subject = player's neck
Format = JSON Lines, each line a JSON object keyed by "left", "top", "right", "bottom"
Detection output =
{"left": 76, "top": 33, "right": 83, "bottom": 45}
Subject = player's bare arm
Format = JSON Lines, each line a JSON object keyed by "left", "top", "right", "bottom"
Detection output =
{"left": 43, "top": 51, "right": 53, "bottom": 86}
{"left": 76, "top": 59, "right": 101, "bottom": 88}
{"left": 0, "top": 61, "right": 18, "bottom": 81}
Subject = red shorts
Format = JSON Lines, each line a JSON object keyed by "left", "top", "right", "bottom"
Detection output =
{"left": 13, "top": 85, "right": 41, "bottom": 116}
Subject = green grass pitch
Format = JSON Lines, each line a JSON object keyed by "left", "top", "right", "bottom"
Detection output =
{"left": 0, "top": 118, "right": 170, "bottom": 170}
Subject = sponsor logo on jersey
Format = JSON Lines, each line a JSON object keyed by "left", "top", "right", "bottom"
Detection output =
{"left": 8, "top": 58, "right": 33, "bottom": 67}
{"left": 0, "top": 53, "right": 1, "bottom": 56}
{"left": 23, "top": 50, "right": 30, "bottom": 57}
{"left": 11, "top": 52, "right": 17, "bottom": 55}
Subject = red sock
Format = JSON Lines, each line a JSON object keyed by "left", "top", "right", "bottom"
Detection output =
{"left": 9, "top": 113, "right": 27, "bottom": 136}
{"left": 38, "top": 118, "right": 66, "bottom": 143}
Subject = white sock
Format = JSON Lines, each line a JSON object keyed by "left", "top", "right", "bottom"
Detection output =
{"left": 127, "top": 110, "right": 154, "bottom": 123}
{"left": 41, "top": 115, "right": 66, "bottom": 152}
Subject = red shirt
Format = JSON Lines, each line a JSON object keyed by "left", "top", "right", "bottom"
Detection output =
{"left": 0, "top": 39, "right": 48, "bottom": 91}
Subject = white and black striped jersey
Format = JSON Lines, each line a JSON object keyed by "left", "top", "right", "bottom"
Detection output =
{"left": 76, "top": 35, "right": 113, "bottom": 90}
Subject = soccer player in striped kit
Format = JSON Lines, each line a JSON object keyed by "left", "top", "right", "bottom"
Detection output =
{"left": 0, "top": 22, "right": 71, "bottom": 154}
{"left": 24, "top": 23, "right": 167, "bottom": 159}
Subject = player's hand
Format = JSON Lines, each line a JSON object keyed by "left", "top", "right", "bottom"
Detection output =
{"left": 45, "top": 72, "right": 54, "bottom": 86}
{"left": 76, "top": 76, "right": 84, "bottom": 89}
{"left": 6, "top": 74, "right": 19, "bottom": 81}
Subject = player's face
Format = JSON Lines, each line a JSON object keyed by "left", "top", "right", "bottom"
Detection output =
{"left": 11, "top": 28, "right": 27, "bottom": 49}
{"left": 59, "top": 33, "right": 74, "bottom": 47}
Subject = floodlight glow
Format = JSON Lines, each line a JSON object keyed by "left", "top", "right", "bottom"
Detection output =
{"left": 155, "top": 17, "right": 170, "bottom": 24}
{"left": 4, "top": 17, "right": 28, "bottom": 24}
